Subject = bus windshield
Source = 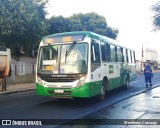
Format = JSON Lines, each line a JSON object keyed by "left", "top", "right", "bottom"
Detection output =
{"left": 38, "top": 43, "right": 88, "bottom": 74}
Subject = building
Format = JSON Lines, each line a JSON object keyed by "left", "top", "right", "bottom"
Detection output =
{"left": 135, "top": 47, "right": 158, "bottom": 72}
{"left": 144, "top": 48, "right": 158, "bottom": 69}
{"left": 145, "top": 48, "right": 158, "bottom": 61}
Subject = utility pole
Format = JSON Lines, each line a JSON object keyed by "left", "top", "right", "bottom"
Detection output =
{"left": 141, "top": 43, "right": 144, "bottom": 72}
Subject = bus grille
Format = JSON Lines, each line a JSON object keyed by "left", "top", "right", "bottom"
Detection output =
{"left": 42, "top": 77, "right": 77, "bottom": 82}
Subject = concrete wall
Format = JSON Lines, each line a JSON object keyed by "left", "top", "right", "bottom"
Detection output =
{"left": 6, "top": 56, "right": 36, "bottom": 84}
{"left": 7, "top": 74, "right": 35, "bottom": 84}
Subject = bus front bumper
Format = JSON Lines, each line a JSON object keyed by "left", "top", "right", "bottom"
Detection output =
{"left": 36, "top": 83, "right": 92, "bottom": 98}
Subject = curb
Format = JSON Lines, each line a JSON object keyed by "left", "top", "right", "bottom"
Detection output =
{"left": 0, "top": 88, "right": 35, "bottom": 95}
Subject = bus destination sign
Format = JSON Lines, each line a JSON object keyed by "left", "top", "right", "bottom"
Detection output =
{"left": 44, "top": 35, "right": 84, "bottom": 44}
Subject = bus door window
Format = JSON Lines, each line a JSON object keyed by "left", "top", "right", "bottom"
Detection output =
{"left": 101, "top": 41, "right": 107, "bottom": 62}
{"left": 91, "top": 40, "right": 100, "bottom": 71}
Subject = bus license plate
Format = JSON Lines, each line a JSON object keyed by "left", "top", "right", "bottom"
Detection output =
{"left": 55, "top": 89, "right": 64, "bottom": 94}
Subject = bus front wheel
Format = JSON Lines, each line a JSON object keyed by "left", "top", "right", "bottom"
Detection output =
{"left": 99, "top": 79, "right": 107, "bottom": 100}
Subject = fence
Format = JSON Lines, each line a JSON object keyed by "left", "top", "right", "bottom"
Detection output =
{"left": 8, "top": 62, "right": 36, "bottom": 84}
{"left": 11, "top": 62, "right": 36, "bottom": 75}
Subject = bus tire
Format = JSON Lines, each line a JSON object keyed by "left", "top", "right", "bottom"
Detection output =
{"left": 125, "top": 76, "right": 130, "bottom": 89}
{"left": 99, "top": 79, "right": 107, "bottom": 100}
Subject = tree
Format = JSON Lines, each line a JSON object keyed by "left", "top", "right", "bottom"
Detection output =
{"left": 69, "top": 12, "right": 119, "bottom": 39}
{"left": 48, "top": 16, "right": 71, "bottom": 34}
{"left": 152, "top": 1, "right": 160, "bottom": 30}
{"left": 48, "top": 12, "right": 119, "bottom": 39}
{"left": 0, "top": 0, "right": 48, "bottom": 58}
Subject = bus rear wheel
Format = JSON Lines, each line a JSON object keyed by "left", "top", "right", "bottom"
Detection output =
{"left": 99, "top": 79, "right": 107, "bottom": 100}
{"left": 125, "top": 76, "right": 130, "bottom": 89}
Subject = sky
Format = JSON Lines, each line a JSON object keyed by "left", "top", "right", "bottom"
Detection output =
{"left": 46, "top": 0, "right": 160, "bottom": 60}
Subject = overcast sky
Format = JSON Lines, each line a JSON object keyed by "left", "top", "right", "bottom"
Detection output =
{"left": 46, "top": 0, "right": 160, "bottom": 59}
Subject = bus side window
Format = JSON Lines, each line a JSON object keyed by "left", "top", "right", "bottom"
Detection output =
{"left": 123, "top": 48, "right": 127, "bottom": 63}
{"left": 130, "top": 50, "right": 133, "bottom": 63}
{"left": 101, "top": 42, "right": 110, "bottom": 62}
{"left": 115, "top": 46, "right": 118, "bottom": 62}
{"left": 126, "top": 49, "right": 129, "bottom": 63}
{"left": 110, "top": 45, "right": 116, "bottom": 62}
{"left": 127, "top": 50, "right": 131, "bottom": 63}
{"left": 121, "top": 48, "right": 124, "bottom": 62}
{"left": 106, "top": 43, "right": 110, "bottom": 62}
{"left": 105, "top": 43, "right": 110, "bottom": 62}
{"left": 117, "top": 46, "right": 122, "bottom": 62}
{"left": 133, "top": 51, "right": 136, "bottom": 63}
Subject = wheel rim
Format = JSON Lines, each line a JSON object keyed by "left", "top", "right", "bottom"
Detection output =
{"left": 101, "top": 85, "right": 105, "bottom": 95}
{"left": 126, "top": 79, "right": 130, "bottom": 88}
{"left": 99, "top": 80, "right": 107, "bottom": 100}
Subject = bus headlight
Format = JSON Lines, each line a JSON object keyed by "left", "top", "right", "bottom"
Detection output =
{"left": 37, "top": 75, "right": 43, "bottom": 86}
{"left": 76, "top": 75, "right": 87, "bottom": 87}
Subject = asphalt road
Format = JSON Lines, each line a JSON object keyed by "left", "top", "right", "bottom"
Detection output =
{"left": 0, "top": 72, "right": 160, "bottom": 128}
{"left": 82, "top": 86, "right": 160, "bottom": 128}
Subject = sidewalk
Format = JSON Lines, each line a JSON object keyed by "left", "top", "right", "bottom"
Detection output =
{"left": 0, "top": 83, "right": 35, "bottom": 95}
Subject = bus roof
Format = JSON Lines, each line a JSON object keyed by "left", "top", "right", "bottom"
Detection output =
{"left": 43, "top": 31, "right": 134, "bottom": 51}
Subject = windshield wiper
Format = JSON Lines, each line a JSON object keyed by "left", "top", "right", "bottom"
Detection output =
{"left": 65, "top": 41, "right": 76, "bottom": 63}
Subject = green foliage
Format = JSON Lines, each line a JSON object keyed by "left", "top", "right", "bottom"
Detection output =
{"left": 0, "top": 0, "right": 118, "bottom": 59}
{"left": 152, "top": 1, "right": 160, "bottom": 30}
{"left": 48, "top": 16, "right": 71, "bottom": 34}
{"left": 70, "top": 12, "right": 119, "bottom": 39}
{"left": 0, "top": 0, "right": 48, "bottom": 58}
{"left": 48, "top": 12, "right": 118, "bottom": 39}
{"left": 70, "top": 13, "right": 107, "bottom": 32}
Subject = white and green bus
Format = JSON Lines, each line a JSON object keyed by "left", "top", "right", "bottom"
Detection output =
{"left": 36, "top": 31, "right": 136, "bottom": 100}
